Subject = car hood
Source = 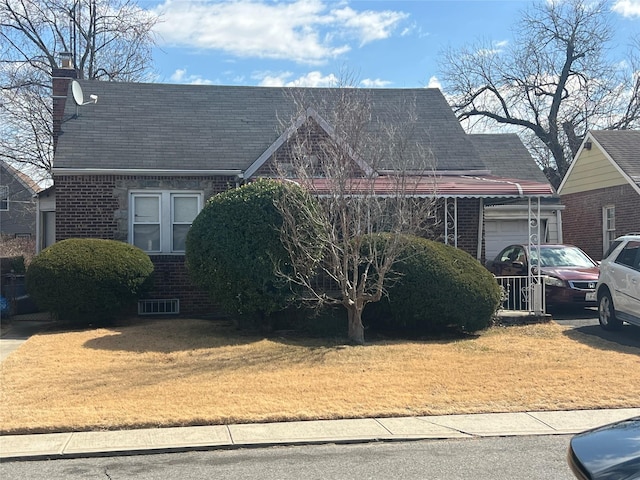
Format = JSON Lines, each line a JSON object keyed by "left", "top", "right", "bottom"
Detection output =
{"left": 541, "top": 266, "right": 599, "bottom": 281}
{"left": 570, "top": 417, "right": 640, "bottom": 480}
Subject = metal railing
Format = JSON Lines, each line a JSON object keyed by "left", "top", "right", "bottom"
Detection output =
{"left": 494, "top": 275, "right": 546, "bottom": 313}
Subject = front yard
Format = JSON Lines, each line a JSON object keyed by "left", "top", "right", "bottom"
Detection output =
{"left": 1, "top": 318, "right": 638, "bottom": 434}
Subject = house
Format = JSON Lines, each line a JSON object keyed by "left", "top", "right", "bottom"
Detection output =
{"left": 558, "top": 130, "right": 640, "bottom": 261}
{"left": 0, "top": 161, "right": 40, "bottom": 239}
{"left": 467, "top": 134, "right": 563, "bottom": 260}
{"left": 44, "top": 64, "right": 555, "bottom": 314}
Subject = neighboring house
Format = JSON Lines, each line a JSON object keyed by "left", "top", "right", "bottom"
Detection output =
{"left": 44, "top": 64, "right": 555, "bottom": 314}
{"left": 558, "top": 130, "right": 640, "bottom": 261}
{"left": 0, "top": 161, "right": 40, "bottom": 238}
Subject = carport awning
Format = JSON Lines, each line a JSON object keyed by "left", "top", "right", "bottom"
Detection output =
{"left": 304, "top": 174, "right": 555, "bottom": 198}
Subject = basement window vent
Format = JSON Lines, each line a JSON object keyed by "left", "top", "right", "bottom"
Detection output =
{"left": 138, "top": 299, "right": 180, "bottom": 315}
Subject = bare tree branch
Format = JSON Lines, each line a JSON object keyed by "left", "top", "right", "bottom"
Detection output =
{"left": 439, "top": 0, "right": 639, "bottom": 188}
{"left": 273, "top": 86, "right": 438, "bottom": 345}
{"left": 0, "top": 0, "right": 158, "bottom": 178}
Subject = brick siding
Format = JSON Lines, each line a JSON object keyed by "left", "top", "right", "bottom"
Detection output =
{"left": 54, "top": 174, "right": 234, "bottom": 314}
{"left": 562, "top": 184, "right": 640, "bottom": 260}
{"left": 54, "top": 173, "right": 486, "bottom": 315}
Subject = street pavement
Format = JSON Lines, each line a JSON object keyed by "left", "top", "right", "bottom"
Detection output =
{"left": 1, "top": 311, "right": 639, "bottom": 462}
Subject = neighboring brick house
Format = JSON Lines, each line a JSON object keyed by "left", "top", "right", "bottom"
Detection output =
{"left": 45, "top": 64, "right": 555, "bottom": 315}
{"left": 558, "top": 130, "right": 640, "bottom": 261}
{"left": 0, "top": 161, "right": 40, "bottom": 238}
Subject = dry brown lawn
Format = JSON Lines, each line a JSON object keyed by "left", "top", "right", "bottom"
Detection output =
{"left": 1, "top": 318, "right": 639, "bottom": 434}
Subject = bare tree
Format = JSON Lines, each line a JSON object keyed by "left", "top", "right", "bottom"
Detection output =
{"left": 0, "top": 0, "right": 158, "bottom": 179}
{"left": 439, "top": 0, "right": 639, "bottom": 188}
{"left": 274, "top": 85, "right": 438, "bottom": 345}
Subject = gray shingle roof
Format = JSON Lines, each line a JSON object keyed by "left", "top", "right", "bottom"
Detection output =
{"left": 590, "top": 130, "right": 640, "bottom": 181}
{"left": 467, "top": 134, "right": 550, "bottom": 183}
{"left": 54, "top": 82, "right": 488, "bottom": 173}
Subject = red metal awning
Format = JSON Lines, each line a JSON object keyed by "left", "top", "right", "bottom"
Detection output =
{"left": 301, "top": 174, "right": 555, "bottom": 198}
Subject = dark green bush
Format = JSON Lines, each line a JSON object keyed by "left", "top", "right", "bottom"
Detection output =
{"left": 364, "top": 234, "right": 501, "bottom": 334}
{"left": 186, "top": 179, "right": 321, "bottom": 327}
{"left": 26, "top": 238, "right": 153, "bottom": 324}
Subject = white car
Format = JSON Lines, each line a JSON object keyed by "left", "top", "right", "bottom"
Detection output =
{"left": 596, "top": 233, "right": 640, "bottom": 330}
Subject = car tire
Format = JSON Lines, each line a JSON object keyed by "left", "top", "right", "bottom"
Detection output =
{"left": 598, "top": 291, "right": 622, "bottom": 331}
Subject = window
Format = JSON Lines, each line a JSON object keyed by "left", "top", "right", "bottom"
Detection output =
{"left": 130, "top": 191, "right": 202, "bottom": 254}
{"left": 0, "top": 185, "right": 8, "bottom": 211}
{"left": 615, "top": 241, "right": 640, "bottom": 271}
{"left": 603, "top": 206, "right": 615, "bottom": 255}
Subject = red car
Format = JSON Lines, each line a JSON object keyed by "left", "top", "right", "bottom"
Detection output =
{"left": 486, "top": 244, "right": 599, "bottom": 309}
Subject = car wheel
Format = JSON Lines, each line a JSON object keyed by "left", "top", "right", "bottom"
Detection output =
{"left": 598, "top": 292, "right": 622, "bottom": 331}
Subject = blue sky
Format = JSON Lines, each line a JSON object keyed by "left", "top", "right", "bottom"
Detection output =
{"left": 141, "top": 0, "right": 640, "bottom": 88}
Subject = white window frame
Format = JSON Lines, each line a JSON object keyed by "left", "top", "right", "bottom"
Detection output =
{"left": 602, "top": 205, "right": 615, "bottom": 256}
{"left": 129, "top": 190, "right": 203, "bottom": 254}
{"left": 0, "top": 185, "right": 8, "bottom": 211}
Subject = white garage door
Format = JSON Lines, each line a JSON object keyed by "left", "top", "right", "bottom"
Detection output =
{"left": 485, "top": 219, "right": 531, "bottom": 261}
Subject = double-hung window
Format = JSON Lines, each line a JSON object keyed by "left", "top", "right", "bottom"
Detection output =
{"left": 603, "top": 205, "right": 615, "bottom": 256}
{"left": 130, "top": 191, "right": 202, "bottom": 254}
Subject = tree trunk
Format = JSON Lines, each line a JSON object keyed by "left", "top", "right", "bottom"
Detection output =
{"left": 346, "top": 305, "right": 365, "bottom": 345}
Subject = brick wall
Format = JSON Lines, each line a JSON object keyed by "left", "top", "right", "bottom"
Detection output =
{"left": 54, "top": 173, "right": 488, "bottom": 314}
{"left": 562, "top": 184, "right": 640, "bottom": 260}
{"left": 54, "top": 174, "right": 235, "bottom": 314}
{"left": 432, "top": 198, "right": 481, "bottom": 259}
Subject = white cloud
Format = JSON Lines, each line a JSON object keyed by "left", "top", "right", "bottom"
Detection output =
{"left": 170, "top": 68, "right": 214, "bottom": 85}
{"left": 426, "top": 76, "right": 441, "bottom": 89}
{"left": 257, "top": 70, "right": 340, "bottom": 87}
{"left": 612, "top": 0, "right": 640, "bottom": 17}
{"left": 152, "top": 0, "right": 408, "bottom": 65}
{"left": 360, "top": 78, "right": 392, "bottom": 88}
{"left": 331, "top": 6, "right": 409, "bottom": 46}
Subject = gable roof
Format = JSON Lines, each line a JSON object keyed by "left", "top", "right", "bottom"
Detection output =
{"left": 52, "top": 81, "right": 554, "bottom": 198}
{"left": 590, "top": 130, "right": 640, "bottom": 183}
{"left": 52, "top": 82, "right": 485, "bottom": 175}
{"left": 0, "top": 161, "right": 40, "bottom": 195}
{"left": 558, "top": 130, "right": 640, "bottom": 194}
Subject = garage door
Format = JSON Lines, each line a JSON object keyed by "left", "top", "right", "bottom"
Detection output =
{"left": 485, "top": 219, "right": 531, "bottom": 261}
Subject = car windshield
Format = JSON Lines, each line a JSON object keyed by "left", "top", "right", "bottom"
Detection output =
{"left": 529, "top": 247, "right": 596, "bottom": 268}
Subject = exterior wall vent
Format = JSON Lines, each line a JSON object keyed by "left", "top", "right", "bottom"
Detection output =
{"left": 138, "top": 299, "right": 180, "bottom": 315}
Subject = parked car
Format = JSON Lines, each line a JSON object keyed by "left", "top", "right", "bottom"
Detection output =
{"left": 485, "top": 244, "right": 599, "bottom": 309}
{"left": 596, "top": 233, "right": 640, "bottom": 331}
{"left": 568, "top": 416, "right": 640, "bottom": 479}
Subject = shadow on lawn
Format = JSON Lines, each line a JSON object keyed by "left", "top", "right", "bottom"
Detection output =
{"left": 78, "top": 315, "right": 478, "bottom": 355}
{"left": 562, "top": 323, "right": 640, "bottom": 352}
{"left": 80, "top": 317, "right": 268, "bottom": 352}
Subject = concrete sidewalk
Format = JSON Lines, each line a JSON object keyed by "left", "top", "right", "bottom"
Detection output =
{"left": 2, "top": 408, "right": 639, "bottom": 461}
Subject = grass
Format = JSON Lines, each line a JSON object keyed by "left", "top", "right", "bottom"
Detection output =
{"left": 1, "top": 317, "right": 639, "bottom": 434}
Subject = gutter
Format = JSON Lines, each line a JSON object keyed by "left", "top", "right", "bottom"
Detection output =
{"left": 51, "top": 168, "right": 244, "bottom": 177}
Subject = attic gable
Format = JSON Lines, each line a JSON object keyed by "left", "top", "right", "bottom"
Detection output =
{"left": 245, "top": 108, "right": 375, "bottom": 180}
{"left": 558, "top": 130, "right": 640, "bottom": 195}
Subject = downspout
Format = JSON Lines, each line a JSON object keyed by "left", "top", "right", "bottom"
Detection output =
{"left": 476, "top": 198, "right": 484, "bottom": 261}
{"left": 35, "top": 193, "right": 41, "bottom": 253}
{"left": 557, "top": 208, "right": 563, "bottom": 244}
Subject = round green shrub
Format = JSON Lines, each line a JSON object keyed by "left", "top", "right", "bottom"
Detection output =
{"left": 186, "top": 179, "right": 321, "bottom": 325}
{"left": 26, "top": 238, "right": 154, "bottom": 324}
{"left": 364, "top": 234, "right": 501, "bottom": 334}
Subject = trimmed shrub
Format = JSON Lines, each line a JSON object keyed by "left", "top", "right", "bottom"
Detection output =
{"left": 186, "top": 179, "right": 321, "bottom": 327}
{"left": 26, "top": 238, "right": 153, "bottom": 324}
{"left": 364, "top": 234, "right": 501, "bottom": 334}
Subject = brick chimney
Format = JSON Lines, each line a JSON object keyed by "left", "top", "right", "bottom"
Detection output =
{"left": 52, "top": 53, "right": 77, "bottom": 152}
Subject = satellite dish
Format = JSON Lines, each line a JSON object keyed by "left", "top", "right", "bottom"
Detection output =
{"left": 71, "top": 80, "right": 84, "bottom": 105}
